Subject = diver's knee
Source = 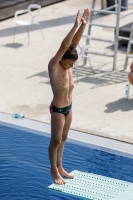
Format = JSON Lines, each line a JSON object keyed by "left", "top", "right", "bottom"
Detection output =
{"left": 50, "top": 138, "right": 61, "bottom": 148}
{"left": 62, "top": 135, "right": 68, "bottom": 142}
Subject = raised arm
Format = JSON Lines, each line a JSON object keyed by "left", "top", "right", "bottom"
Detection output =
{"left": 48, "top": 10, "right": 82, "bottom": 70}
{"left": 71, "top": 8, "right": 90, "bottom": 48}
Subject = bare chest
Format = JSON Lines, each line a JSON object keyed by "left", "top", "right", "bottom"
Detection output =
{"left": 49, "top": 67, "right": 74, "bottom": 93}
{"left": 57, "top": 69, "right": 73, "bottom": 87}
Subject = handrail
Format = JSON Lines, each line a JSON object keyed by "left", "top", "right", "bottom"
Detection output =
{"left": 120, "top": 11, "right": 133, "bottom": 19}
{"left": 101, "top": 5, "right": 117, "bottom": 11}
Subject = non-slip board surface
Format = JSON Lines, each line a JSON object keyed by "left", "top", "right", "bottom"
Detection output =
{"left": 48, "top": 170, "right": 133, "bottom": 200}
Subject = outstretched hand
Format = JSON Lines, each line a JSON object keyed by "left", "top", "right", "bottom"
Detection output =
{"left": 75, "top": 9, "right": 89, "bottom": 27}
{"left": 81, "top": 8, "right": 90, "bottom": 24}
{"left": 75, "top": 10, "right": 82, "bottom": 27}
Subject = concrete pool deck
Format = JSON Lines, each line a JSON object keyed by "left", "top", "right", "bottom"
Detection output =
{"left": 0, "top": 0, "right": 133, "bottom": 144}
{"left": 1, "top": 112, "right": 133, "bottom": 158}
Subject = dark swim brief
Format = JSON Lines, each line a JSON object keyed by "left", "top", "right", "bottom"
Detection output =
{"left": 49, "top": 102, "right": 72, "bottom": 116}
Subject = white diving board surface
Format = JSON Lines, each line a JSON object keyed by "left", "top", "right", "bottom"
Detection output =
{"left": 47, "top": 170, "right": 133, "bottom": 200}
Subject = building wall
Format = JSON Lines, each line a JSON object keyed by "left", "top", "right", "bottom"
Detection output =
{"left": 0, "top": 0, "right": 64, "bottom": 21}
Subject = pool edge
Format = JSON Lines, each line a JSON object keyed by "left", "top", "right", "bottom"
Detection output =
{"left": 0, "top": 112, "right": 133, "bottom": 158}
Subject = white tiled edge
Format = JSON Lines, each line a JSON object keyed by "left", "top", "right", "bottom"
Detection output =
{"left": 0, "top": 112, "right": 133, "bottom": 158}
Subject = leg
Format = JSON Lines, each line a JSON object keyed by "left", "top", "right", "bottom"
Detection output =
{"left": 57, "top": 110, "right": 74, "bottom": 178}
{"left": 49, "top": 112, "right": 65, "bottom": 184}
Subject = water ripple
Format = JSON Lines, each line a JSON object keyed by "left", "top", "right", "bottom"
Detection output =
{"left": 0, "top": 125, "right": 133, "bottom": 200}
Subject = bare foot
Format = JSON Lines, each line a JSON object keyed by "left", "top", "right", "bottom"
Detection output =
{"left": 50, "top": 169, "right": 66, "bottom": 184}
{"left": 58, "top": 167, "right": 74, "bottom": 178}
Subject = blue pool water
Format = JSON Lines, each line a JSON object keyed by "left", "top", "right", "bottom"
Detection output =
{"left": 0, "top": 123, "right": 133, "bottom": 200}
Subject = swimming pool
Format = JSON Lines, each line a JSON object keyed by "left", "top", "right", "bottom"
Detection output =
{"left": 0, "top": 116, "right": 133, "bottom": 200}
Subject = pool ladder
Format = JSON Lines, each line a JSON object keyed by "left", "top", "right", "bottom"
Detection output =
{"left": 84, "top": 0, "right": 133, "bottom": 71}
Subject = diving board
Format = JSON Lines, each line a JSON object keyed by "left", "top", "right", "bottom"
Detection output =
{"left": 48, "top": 170, "right": 133, "bottom": 200}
